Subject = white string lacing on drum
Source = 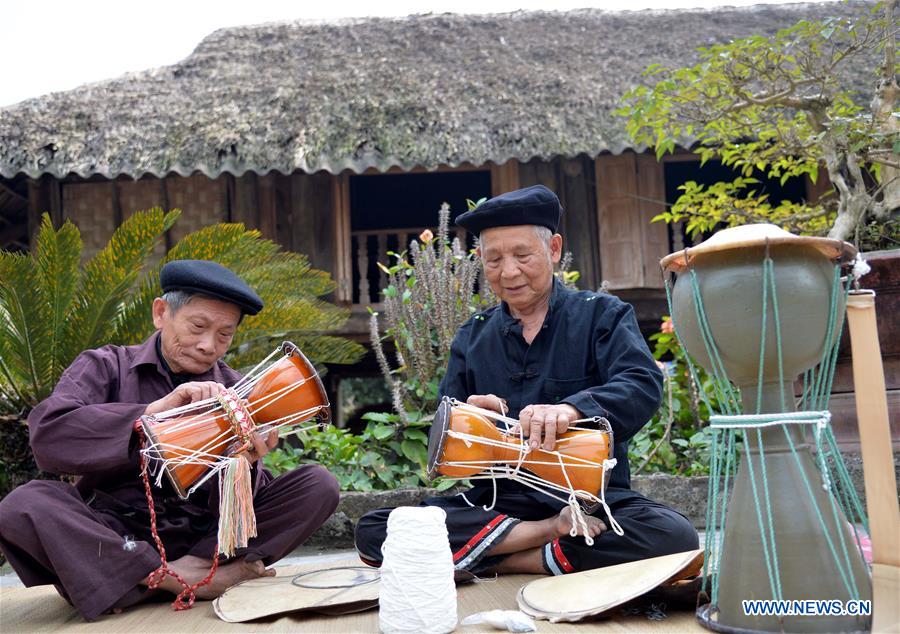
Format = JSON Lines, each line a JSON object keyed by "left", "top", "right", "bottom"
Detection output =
{"left": 445, "top": 399, "right": 622, "bottom": 543}
{"left": 139, "top": 347, "right": 327, "bottom": 497}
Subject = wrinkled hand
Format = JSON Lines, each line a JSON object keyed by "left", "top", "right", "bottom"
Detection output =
{"left": 240, "top": 429, "right": 279, "bottom": 464}
{"left": 144, "top": 381, "right": 225, "bottom": 416}
{"left": 466, "top": 394, "right": 508, "bottom": 414}
{"left": 516, "top": 403, "right": 581, "bottom": 451}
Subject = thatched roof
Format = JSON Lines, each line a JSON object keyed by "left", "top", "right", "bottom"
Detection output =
{"left": 0, "top": 2, "right": 877, "bottom": 179}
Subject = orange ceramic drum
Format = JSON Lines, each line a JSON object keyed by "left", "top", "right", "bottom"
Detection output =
{"left": 141, "top": 342, "right": 329, "bottom": 497}
{"left": 427, "top": 398, "right": 612, "bottom": 499}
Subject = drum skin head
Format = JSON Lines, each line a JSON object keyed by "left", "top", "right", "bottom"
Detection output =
{"left": 213, "top": 566, "right": 379, "bottom": 622}
{"left": 517, "top": 549, "right": 704, "bottom": 622}
{"left": 427, "top": 398, "right": 452, "bottom": 477}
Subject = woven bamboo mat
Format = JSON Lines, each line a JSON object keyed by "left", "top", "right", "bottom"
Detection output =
{"left": 0, "top": 559, "right": 705, "bottom": 633}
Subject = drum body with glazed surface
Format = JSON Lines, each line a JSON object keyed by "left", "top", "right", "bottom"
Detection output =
{"left": 142, "top": 344, "right": 329, "bottom": 498}
{"left": 427, "top": 399, "right": 611, "bottom": 499}
{"left": 667, "top": 236, "right": 870, "bottom": 633}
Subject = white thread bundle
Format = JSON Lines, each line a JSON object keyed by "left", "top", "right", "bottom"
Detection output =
{"left": 379, "top": 506, "right": 457, "bottom": 634}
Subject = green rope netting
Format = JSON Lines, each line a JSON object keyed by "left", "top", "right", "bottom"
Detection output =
{"left": 663, "top": 254, "right": 868, "bottom": 607}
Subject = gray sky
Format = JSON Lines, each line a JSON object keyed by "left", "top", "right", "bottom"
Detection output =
{"left": 3, "top": 0, "right": 801, "bottom": 107}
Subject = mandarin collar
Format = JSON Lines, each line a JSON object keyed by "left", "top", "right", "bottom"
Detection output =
{"left": 499, "top": 277, "right": 565, "bottom": 327}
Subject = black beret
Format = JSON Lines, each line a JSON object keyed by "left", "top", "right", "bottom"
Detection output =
{"left": 160, "top": 260, "right": 263, "bottom": 316}
{"left": 455, "top": 185, "right": 562, "bottom": 235}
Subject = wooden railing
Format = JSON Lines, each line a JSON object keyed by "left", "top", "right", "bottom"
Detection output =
{"left": 351, "top": 227, "right": 468, "bottom": 305}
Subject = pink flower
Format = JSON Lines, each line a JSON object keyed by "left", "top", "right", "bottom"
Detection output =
{"left": 419, "top": 229, "right": 434, "bottom": 243}
{"left": 661, "top": 318, "right": 675, "bottom": 334}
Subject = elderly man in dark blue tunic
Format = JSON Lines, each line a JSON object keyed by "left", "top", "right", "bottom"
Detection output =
{"left": 0, "top": 260, "right": 339, "bottom": 620}
{"left": 355, "top": 185, "right": 698, "bottom": 576}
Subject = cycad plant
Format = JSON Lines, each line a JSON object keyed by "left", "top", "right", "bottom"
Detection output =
{"left": 0, "top": 208, "right": 364, "bottom": 497}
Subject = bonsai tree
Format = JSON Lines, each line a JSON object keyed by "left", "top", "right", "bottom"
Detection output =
{"left": 620, "top": 0, "right": 898, "bottom": 246}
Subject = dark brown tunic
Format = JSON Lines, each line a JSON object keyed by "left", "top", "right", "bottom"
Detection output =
{"left": 0, "top": 332, "right": 339, "bottom": 620}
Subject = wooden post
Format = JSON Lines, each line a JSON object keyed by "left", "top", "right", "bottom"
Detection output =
{"left": 491, "top": 159, "right": 520, "bottom": 196}
{"left": 805, "top": 171, "right": 833, "bottom": 206}
{"left": 332, "top": 173, "right": 352, "bottom": 304}
{"left": 222, "top": 174, "right": 235, "bottom": 223}
{"left": 26, "top": 179, "right": 44, "bottom": 246}
{"left": 110, "top": 179, "right": 123, "bottom": 227}
{"left": 845, "top": 290, "right": 900, "bottom": 632}
{"left": 159, "top": 177, "right": 172, "bottom": 251}
{"left": 257, "top": 174, "right": 277, "bottom": 240}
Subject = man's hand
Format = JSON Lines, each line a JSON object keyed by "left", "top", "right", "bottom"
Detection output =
{"left": 517, "top": 403, "right": 581, "bottom": 451}
{"left": 241, "top": 429, "right": 279, "bottom": 464}
{"left": 466, "top": 394, "right": 508, "bottom": 414}
{"left": 144, "top": 381, "right": 225, "bottom": 416}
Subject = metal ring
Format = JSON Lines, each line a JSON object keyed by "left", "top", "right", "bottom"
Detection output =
{"left": 290, "top": 566, "right": 379, "bottom": 589}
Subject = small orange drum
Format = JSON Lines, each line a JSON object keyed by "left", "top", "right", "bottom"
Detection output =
{"left": 141, "top": 342, "right": 329, "bottom": 498}
{"left": 427, "top": 398, "right": 613, "bottom": 502}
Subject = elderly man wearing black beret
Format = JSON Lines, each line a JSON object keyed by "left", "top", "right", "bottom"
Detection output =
{"left": 0, "top": 260, "right": 339, "bottom": 620}
{"left": 356, "top": 185, "right": 697, "bottom": 577}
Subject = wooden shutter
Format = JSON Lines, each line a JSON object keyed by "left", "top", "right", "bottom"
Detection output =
{"left": 596, "top": 154, "right": 642, "bottom": 289}
{"left": 596, "top": 153, "right": 668, "bottom": 289}
{"left": 637, "top": 153, "right": 668, "bottom": 289}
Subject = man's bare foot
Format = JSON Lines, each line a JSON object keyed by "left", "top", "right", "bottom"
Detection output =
{"left": 553, "top": 506, "right": 606, "bottom": 540}
{"left": 143, "top": 554, "right": 275, "bottom": 599}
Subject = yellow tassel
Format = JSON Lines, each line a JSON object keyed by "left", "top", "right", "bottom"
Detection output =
{"left": 217, "top": 457, "right": 257, "bottom": 558}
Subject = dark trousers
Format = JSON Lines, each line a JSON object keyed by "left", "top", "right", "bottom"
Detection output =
{"left": 0, "top": 464, "right": 339, "bottom": 620}
{"left": 355, "top": 485, "right": 698, "bottom": 575}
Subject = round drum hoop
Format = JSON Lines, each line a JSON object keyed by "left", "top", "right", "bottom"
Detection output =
{"left": 280, "top": 341, "right": 331, "bottom": 424}
{"left": 426, "top": 397, "right": 452, "bottom": 478}
{"left": 139, "top": 415, "right": 190, "bottom": 499}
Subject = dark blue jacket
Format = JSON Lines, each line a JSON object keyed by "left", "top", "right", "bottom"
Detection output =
{"left": 439, "top": 278, "right": 663, "bottom": 492}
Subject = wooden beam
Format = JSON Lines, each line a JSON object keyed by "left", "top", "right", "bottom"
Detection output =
{"left": 360, "top": 162, "right": 484, "bottom": 175}
{"left": 222, "top": 173, "right": 235, "bottom": 223}
{"left": 26, "top": 179, "right": 43, "bottom": 247}
{"left": 159, "top": 176, "right": 172, "bottom": 250}
{"left": 110, "top": 179, "right": 123, "bottom": 227}
{"left": 660, "top": 151, "right": 703, "bottom": 163}
{"left": 805, "top": 171, "right": 833, "bottom": 206}
{"left": 257, "top": 174, "right": 277, "bottom": 240}
{"left": 0, "top": 181, "right": 27, "bottom": 205}
{"left": 231, "top": 173, "right": 259, "bottom": 228}
{"left": 44, "top": 175, "right": 62, "bottom": 225}
{"left": 332, "top": 173, "right": 352, "bottom": 304}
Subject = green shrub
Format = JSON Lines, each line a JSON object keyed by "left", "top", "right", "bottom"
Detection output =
{"left": 263, "top": 412, "right": 458, "bottom": 492}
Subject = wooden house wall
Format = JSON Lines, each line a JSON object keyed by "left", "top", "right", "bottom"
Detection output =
{"left": 518, "top": 156, "right": 601, "bottom": 293}
{"left": 17, "top": 154, "right": 671, "bottom": 328}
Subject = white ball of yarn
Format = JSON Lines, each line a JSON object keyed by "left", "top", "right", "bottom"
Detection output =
{"left": 379, "top": 506, "right": 458, "bottom": 634}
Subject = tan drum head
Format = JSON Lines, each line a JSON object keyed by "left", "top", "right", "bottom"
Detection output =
{"left": 213, "top": 566, "right": 379, "bottom": 623}
{"left": 517, "top": 549, "right": 704, "bottom": 622}
{"left": 660, "top": 224, "right": 856, "bottom": 274}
